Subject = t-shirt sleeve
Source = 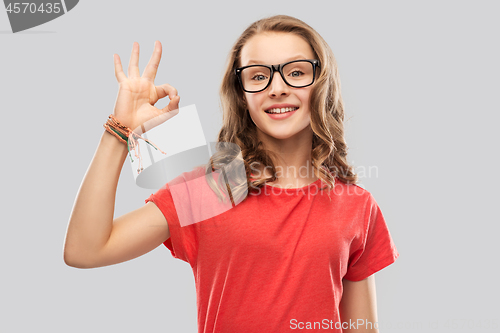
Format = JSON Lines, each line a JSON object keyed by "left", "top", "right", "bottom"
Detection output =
{"left": 145, "top": 182, "right": 198, "bottom": 265}
{"left": 344, "top": 193, "right": 399, "bottom": 281}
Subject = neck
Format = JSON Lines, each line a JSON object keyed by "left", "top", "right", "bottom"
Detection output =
{"left": 255, "top": 126, "right": 318, "bottom": 188}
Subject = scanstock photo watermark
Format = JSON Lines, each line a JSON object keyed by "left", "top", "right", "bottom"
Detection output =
{"left": 290, "top": 318, "right": 378, "bottom": 330}
{"left": 289, "top": 318, "right": 499, "bottom": 330}
{"left": 3, "top": 0, "right": 79, "bottom": 32}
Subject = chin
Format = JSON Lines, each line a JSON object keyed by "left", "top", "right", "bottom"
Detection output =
{"left": 260, "top": 129, "right": 303, "bottom": 141}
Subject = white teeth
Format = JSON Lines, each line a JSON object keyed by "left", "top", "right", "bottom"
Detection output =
{"left": 266, "top": 107, "right": 298, "bottom": 114}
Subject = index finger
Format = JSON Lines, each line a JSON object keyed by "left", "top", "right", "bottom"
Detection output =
{"left": 142, "top": 41, "right": 162, "bottom": 81}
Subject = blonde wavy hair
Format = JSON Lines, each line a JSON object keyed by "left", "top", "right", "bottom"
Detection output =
{"left": 202, "top": 15, "right": 358, "bottom": 205}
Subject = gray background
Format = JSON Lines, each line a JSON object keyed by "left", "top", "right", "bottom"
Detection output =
{"left": 1, "top": 0, "right": 498, "bottom": 332}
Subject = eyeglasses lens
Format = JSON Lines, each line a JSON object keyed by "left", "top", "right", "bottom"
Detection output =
{"left": 240, "top": 61, "right": 314, "bottom": 92}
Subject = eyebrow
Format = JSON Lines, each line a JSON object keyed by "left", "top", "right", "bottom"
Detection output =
{"left": 245, "top": 55, "right": 311, "bottom": 66}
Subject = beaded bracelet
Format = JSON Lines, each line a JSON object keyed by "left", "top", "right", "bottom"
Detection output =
{"left": 103, "top": 115, "right": 166, "bottom": 174}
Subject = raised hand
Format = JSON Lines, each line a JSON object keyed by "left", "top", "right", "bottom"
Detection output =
{"left": 112, "top": 41, "right": 180, "bottom": 133}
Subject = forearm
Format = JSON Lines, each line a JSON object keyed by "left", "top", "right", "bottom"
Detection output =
{"left": 339, "top": 276, "right": 379, "bottom": 333}
{"left": 63, "top": 130, "right": 129, "bottom": 267}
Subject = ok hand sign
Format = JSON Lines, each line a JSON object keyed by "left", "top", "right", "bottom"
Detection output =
{"left": 112, "top": 41, "right": 180, "bottom": 132}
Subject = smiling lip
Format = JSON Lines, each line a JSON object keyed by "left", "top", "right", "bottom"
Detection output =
{"left": 264, "top": 104, "right": 299, "bottom": 112}
{"left": 265, "top": 108, "right": 298, "bottom": 120}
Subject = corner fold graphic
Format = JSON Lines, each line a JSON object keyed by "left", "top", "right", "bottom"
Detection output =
{"left": 4, "top": 0, "right": 80, "bottom": 33}
{"left": 64, "top": 0, "right": 78, "bottom": 11}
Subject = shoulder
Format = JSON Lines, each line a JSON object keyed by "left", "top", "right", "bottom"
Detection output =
{"left": 168, "top": 165, "right": 208, "bottom": 186}
{"left": 332, "top": 177, "right": 371, "bottom": 197}
{"left": 330, "top": 177, "right": 375, "bottom": 208}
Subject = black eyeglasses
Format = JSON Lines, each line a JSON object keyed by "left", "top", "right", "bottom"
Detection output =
{"left": 235, "top": 59, "right": 320, "bottom": 93}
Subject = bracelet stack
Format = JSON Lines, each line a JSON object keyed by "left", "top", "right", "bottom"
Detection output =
{"left": 103, "top": 114, "right": 166, "bottom": 174}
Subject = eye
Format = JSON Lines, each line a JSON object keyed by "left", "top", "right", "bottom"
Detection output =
{"left": 289, "top": 70, "right": 304, "bottom": 78}
{"left": 251, "top": 74, "right": 268, "bottom": 81}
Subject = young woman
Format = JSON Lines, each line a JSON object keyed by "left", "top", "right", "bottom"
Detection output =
{"left": 64, "top": 15, "right": 398, "bottom": 333}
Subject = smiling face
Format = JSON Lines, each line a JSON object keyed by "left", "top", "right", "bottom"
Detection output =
{"left": 240, "top": 32, "right": 317, "bottom": 145}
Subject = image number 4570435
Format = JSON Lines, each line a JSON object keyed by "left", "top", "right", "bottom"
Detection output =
{"left": 3, "top": 0, "right": 79, "bottom": 33}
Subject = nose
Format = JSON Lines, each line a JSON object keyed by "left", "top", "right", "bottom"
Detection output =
{"left": 268, "top": 71, "right": 289, "bottom": 97}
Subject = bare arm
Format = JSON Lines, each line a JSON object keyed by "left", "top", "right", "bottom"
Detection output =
{"left": 339, "top": 275, "right": 379, "bottom": 333}
{"left": 63, "top": 131, "right": 170, "bottom": 268}
{"left": 63, "top": 41, "right": 179, "bottom": 268}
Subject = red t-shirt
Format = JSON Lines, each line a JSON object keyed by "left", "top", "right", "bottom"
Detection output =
{"left": 145, "top": 167, "right": 399, "bottom": 332}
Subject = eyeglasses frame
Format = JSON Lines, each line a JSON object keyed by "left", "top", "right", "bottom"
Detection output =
{"left": 235, "top": 59, "right": 320, "bottom": 93}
